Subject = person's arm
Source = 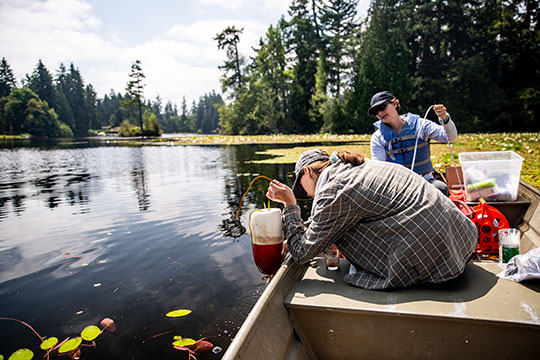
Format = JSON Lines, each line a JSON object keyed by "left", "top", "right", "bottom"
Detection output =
{"left": 418, "top": 114, "right": 457, "bottom": 143}
{"left": 370, "top": 131, "right": 387, "bottom": 161}
{"left": 283, "top": 186, "right": 357, "bottom": 264}
{"left": 266, "top": 180, "right": 296, "bottom": 206}
{"left": 443, "top": 114, "right": 458, "bottom": 141}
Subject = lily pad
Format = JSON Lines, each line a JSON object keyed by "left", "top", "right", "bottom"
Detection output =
{"left": 58, "top": 337, "right": 82, "bottom": 354}
{"left": 172, "top": 337, "right": 196, "bottom": 347}
{"left": 81, "top": 325, "right": 101, "bottom": 341}
{"left": 7, "top": 349, "right": 33, "bottom": 360}
{"left": 40, "top": 337, "right": 58, "bottom": 350}
{"left": 165, "top": 309, "right": 192, "bottom": 318}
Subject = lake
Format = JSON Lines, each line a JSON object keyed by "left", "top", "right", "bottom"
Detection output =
{"left": 0, "top": 138, "right": 299, "bottom": 359}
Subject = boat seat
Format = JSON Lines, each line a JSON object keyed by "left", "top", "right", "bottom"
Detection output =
{"left": 284, "top": 258, "right": 540, "bottom": 360}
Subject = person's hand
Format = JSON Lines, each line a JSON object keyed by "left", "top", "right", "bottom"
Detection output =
{"left": 266, "top": 180, "right": 296, "bottom": 207}
{"left": 282, "top": 241, "right": 289, "bottom": 260}
{"left": 433, "top": 104, "right": 447, "bottom": 121}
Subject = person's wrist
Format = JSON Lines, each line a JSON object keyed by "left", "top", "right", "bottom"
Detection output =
{"left": 285, "top": 200, "right": 297, "bottom": 207}
{"left": 442, "top": 114, "right": 450, "bottom": 124}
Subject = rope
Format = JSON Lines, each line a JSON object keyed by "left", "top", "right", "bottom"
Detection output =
{"left": 411, "top": 105, "right": 464, "bottom": 190}
{"left": 236, "top": 175, "right": 273, "bottom": 219}
{"left": 436, "top": 115, "right": 464, "bottom": 190}
{"left": 410, "top": 105, "right": 433, "bottom": 173}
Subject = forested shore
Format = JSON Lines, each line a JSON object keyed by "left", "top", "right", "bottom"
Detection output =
{"left": 215, "top": 0, "right": 538, "bottom": 134}
{"left": 0, "top": 59, "right": 223, "bottom": 137}
{"left": 1, "top": 0, "right": 538, "bottom": 138}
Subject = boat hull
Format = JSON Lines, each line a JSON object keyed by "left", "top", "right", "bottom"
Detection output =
{"left": 223, "top": 181, "right": 540, "bottom": 360}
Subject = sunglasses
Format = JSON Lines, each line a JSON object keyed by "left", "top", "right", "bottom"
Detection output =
{"left": 372, "top": 101, "right": 389, "bottom": 115}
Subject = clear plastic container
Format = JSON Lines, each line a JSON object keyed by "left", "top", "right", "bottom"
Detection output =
{"left": 458, "top": 151, "right": 524, "bottom": 202}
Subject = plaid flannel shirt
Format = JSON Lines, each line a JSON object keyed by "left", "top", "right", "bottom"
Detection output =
{"left": 283, "top": 159, "right": 477, "bottom": 290}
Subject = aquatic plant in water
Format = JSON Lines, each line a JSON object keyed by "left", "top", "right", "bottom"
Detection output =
{"left": 0, "top": 317, "right": 116, "bottom": 360}
{"left": 145, "top": 309, "right": 218, "bottom": 359}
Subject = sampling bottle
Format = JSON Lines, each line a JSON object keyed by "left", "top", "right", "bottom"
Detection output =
{"left": 249, "top": 208, "right": 284, "bottom": 276}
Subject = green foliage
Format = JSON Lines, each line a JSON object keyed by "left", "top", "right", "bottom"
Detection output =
{"left": 0, "top": 57, "right": 17, "bottom": 97}
{"left": 81, "top": 325, "right": 101, "bottom": 341}
{"left": 319, "top": 0, "right": 358, "bottom": 97}
{"left": 58, "top": 337, "right": 82, "bottom": 354}
{"left": 284, "top": 0, "right": 322, "bottom": 133}
{"left": 124, "top": 60, "right": 146, "bottom": 134}
{"left": 59, "top": 121, "right": 74, "bottom": 137}
{"left": 166, "top": 309, "right": 192, "bottom": 318}
{"left": 172, "top": 336, "right": 196, "bottom": 347}
{"left": 309, "top": 56, "right": 328, "bottom": 131}
{"left": 518, "top": 86, "right": 540, "bottom": 131}
{"left": 27, "top": 60, "right": 58, "bottom": 111}
{"left": 215, "top": 0, "right": 539, "bottom": 134}
{"left": 7, "top": 349, "right": 33, "bottom": 360}
{"left": 142, "top": 109, "right": 161, "bottom": 136}
{"left": 215, "top": 26, "right": 245, "bottom": 97}
{"left": 3, "top": 88, "right": 65, "bottom": 137}
{"left": 3, "top": 0, "right": 539, "bottom": 137}
{"left": 39, "top": 337, "right": 58, "bottom": 350}
{"left": 118, "top": 119, "right": 141, "bottom": 137}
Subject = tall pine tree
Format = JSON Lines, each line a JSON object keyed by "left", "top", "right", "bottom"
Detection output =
{"left": 27, "top": 60, "right": 58, "bottom": 111}
{"left": 0, "top": 57, "right": 17, "bottom": 97}
{"left": 125, "top": 60, "right": 146, "bottom": 136}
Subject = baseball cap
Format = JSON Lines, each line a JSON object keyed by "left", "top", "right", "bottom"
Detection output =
{"left": 292, "top": 149, "right": 330, "bottom": 200}
{"left": 368, "top": 91, "right": 395, "bottom": 115}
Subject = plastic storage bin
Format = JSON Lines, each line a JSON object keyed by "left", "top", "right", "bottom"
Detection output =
{"left": 459, "top": 151, "right": 524, "bottom": 202}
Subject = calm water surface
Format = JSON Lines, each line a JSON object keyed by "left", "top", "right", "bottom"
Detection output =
{"left": 0, "top": 138, "right": 295, "bottom": 359}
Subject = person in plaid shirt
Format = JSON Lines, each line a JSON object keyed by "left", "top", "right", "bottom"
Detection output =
{"left": 266, "top": 149, "right": 477, "bottom": 290}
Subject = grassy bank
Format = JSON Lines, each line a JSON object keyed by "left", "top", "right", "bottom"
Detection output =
{"left": 155, "top": 133, "right": 539, "bottom": 189}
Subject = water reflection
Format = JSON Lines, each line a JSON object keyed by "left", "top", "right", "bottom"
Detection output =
{"left": 0, "top": 140, "right": 298, "bottom": 359}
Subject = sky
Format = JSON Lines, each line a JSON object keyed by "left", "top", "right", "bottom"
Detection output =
{"left": 0, "top": 0, "right": 370, "bottom": 107}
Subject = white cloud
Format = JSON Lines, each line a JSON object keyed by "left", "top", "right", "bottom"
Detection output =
{"left": 0, "top": 0, "right": 371, "bottom": 106}
{"left": 0, "top": 0, "right": 226, "bottom": 104}
{"left": 200, "top": 0, "right": 289, "bottom": 12}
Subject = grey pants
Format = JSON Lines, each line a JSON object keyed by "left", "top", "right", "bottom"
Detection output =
{"left": 428, "top": 178, "right": 450, "bottom": 197}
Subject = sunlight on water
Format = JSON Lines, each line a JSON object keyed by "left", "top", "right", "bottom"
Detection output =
{"left": 0, "top": 142, "right": 293, "bottom": 359}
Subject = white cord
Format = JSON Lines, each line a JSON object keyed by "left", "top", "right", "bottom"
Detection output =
{"left": 412, "top": 105, "right": 464, "bottom": 190}
{"left": 410, "top": 105, "right": 434, "bottom": 173}
{"left": 409, "top": 105, "right": 464, "bottom": 191}
{"left": 438, "top": 116, "right": 463, "bottom": 190}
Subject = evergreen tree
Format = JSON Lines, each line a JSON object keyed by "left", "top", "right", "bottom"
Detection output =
{"left": 179, "top": 96, "right": 188, "bottom": 132}
{"left": 85, "top": 84, "right": 97, "bottom": 130}
{"left": 309, "top": 56, "right": 328, "bottom": 131}
{"left": 162, "top": 100, "right": 175, "bottom": 132}
{"left": 320, "top": 0, "right": 358, "bottom": 97}
{"left": 125, "top": 60, "right": 146, "bottom": 136}
{"left": 95, "top": 90, "right": 117, "bottom": 128}
{"left": 55, "top": 63, "right": 75, "bottom": 129}
{"left": 348, "top": 0, "right": 412, "bottom": 132}
{"left": 495, "top": 0, "right": 539, "bottom": 130}
{"left": 250, "top": 21, "right": 290, "bottom": 133}
{"left": 0, "top": 57, "right": 17, "bottom": 97}
{"left": 26, "top": 60, "right": 58, "bottom": 111}
{"left": 285, "top": 0, "right": 322, "bottom": 133}
{"left": 151, "top": 94, "right": 164, "bottom": 128}
{"left": 52, "top": 63, "right": 88, "bottom": 136}
{"left": 214, "top": 26, "right": 245, "bottom": 97}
